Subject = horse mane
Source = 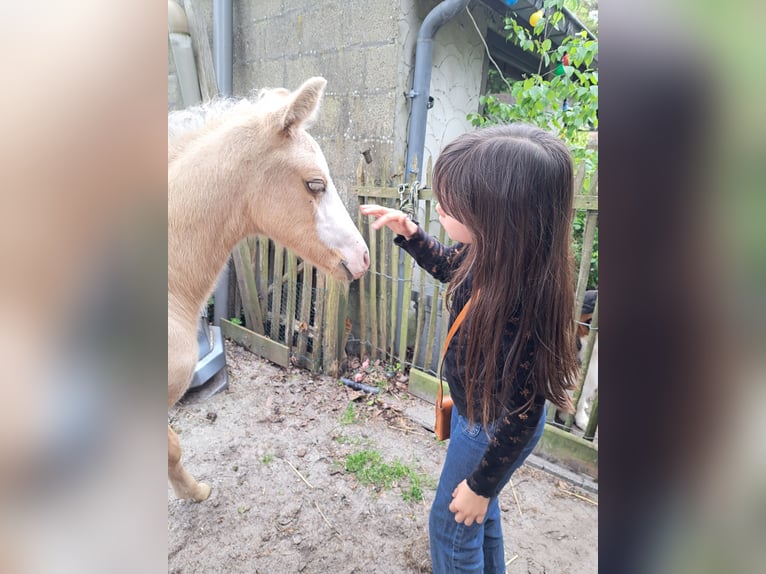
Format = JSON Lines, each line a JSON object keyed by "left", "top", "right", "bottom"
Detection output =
{"left": 168, "top": 87, "right": 292, "bottom": 145}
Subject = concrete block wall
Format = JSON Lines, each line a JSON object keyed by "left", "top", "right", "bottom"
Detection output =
{"left": 229, "top": 0, "right": 405, "bottom": 205}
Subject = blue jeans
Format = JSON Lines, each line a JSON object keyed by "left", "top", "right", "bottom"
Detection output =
{"left": 429, "top": 406, "right": 546, "bottom": 573}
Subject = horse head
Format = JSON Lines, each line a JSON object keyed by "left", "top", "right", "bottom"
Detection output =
{"left": 243, "top": 77, "right": 369, "bottom": 281}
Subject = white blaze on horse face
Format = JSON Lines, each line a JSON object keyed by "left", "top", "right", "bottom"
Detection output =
{"left": 308, "top": 141, "right": 369, "bottom": 280}
{"left": 315, "top": 181, "right": 369, "bottom": 279}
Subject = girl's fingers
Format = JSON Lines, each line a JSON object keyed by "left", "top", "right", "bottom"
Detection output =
{"left": 359, "top": 204, "right": 388, "bottom": 216}
{"left": 371, "top": 211, "right": 402, "bottom": 228}
{"left": 373, "top": 214, "right": 408, "bottom": 233}
{"left": 361, "top": 204, "right": 413, "bottom": 236}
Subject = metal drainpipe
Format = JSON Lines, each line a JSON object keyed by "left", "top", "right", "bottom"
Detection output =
{"left": 404, "top": 0, "right": 470, "bottom": 184}
{"left": 213, "top": 0, "right": 233, "bottom": 96}
{"left": 212, "top": 0, "right": 233, "bottom": 326}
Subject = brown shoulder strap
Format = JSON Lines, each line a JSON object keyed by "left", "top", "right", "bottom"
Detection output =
{"left": 437, "top": 298, "right": 472, "bottom": 407}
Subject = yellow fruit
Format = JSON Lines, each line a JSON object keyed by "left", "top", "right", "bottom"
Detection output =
{"left": 529, "top": 10, "right": 544, "bottom": 27}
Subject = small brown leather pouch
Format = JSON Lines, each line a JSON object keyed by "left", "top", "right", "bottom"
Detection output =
{"left": 435, "top": 298, "right": 471, "bottom": 441}
{"left": 434, "top": 395, "right": 453, "bottom": 441}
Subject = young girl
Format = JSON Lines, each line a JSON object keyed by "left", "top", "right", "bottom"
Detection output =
{"left": 360, "top": 124, "right": 579, "bottom": 573}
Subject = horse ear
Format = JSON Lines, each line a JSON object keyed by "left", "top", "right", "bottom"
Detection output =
{"left": 280, "top": 77, "right": 327, "bottom": 132}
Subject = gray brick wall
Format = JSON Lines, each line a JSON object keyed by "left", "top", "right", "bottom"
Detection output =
{"left": 227, "top": 0, "right": 403, "bottom": 204}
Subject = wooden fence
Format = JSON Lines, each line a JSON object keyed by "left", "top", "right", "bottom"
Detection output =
{"left": 220, "top": 236, "right": 349, "bottom": 376}
{"left": 226, "top": 139, "right": 599, "bottom": 451}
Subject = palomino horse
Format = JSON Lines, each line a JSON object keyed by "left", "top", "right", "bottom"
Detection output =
{"left": 168, "top": 77, "right": 369, "bottom": 501}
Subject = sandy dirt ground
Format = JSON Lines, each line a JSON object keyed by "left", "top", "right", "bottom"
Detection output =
{"left": 168, "top": 344, "right": 597, "bottom": 573}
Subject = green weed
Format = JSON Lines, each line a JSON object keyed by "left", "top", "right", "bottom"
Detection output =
{"left": 344, "top": 449, "right": 431, "bottom": 503}
{"left": 340, "top": 402, "right": 357, "bottom": 425}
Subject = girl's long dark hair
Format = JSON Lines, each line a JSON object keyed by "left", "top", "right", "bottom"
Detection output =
{"left": 433, "top": 124, "right": 579, "bottom": 426}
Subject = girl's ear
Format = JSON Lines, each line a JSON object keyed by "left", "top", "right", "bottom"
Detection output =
{"left": 280, "top": 77, "right": 327, "bottom": 133}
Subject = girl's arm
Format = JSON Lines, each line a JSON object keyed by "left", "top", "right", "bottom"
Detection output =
{"left": 360, "top": 204, "right": 465, "bottom": 283}
{"left": 466, "top": 394, "right": 545, "bottom": 499}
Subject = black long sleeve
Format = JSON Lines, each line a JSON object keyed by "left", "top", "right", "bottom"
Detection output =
{"left": 393, "top": 226, "right": 466, "bottom": 283}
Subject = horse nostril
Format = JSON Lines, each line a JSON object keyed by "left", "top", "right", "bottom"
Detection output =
{"left": 363, "top": 250, "right": 370, "bottom": 268}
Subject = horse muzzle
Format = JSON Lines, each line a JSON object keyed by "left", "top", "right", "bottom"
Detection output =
{"left": 338, "top": 247, "right": 369, "bottom": 281}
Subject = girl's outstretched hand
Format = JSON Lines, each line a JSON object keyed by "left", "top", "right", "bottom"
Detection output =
{"left": 449, "top": 479, "right": 490, "bottom": 526}
{"left": 359, "top": 204, "right": 418, "bottom": 239}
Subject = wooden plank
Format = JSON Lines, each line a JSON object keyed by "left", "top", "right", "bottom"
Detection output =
{"left": 221, "top": 319, "right": 289, "bottom": 368}
{"left": 408, "top": 368, "right": 449, "bottom": 405}
{"left": 573, "top": 157, "right": 587, "bottom": 195}
{"left": 390, "top": 233, "right": 400, "bottom": 359}
{"left": 565, "top": 298, "right": 599, "bottom": 430}
{"left": 588, "top": 170, "right": 599, "bottom": 197}
{"left": 398, "top": 242, "right": 413, "bottom": 365}
{"left": 247, "top": 237, "right": 257, "bottom": 262}
{"left": 368, "top": 218, "right": 379, "bottom": 358}
{"left": 322, "top": 277, "right": 342, "bottom": 375}
{"left": 313, "top": 272, "right": 326, "bottom": 372}
{"left": 231, "top": 239, "right": 265, "bottom": 335}
{"left": 182, "top": 0, "right": 218, "bottom": 101}
{"left": 378, "top": 206, "right": 390, "bottom": 358}
{"left": 423, "top": 276, "right": 440, "bottom": 371}
{"left": 356, "top": 201, "right": 369, "bottom": 356}
{"left": 377, "top": 226, "right": 386, "bottom": 358}
{"left": 574, "top": 210, "right": 598, "bottom": 317}
{"left": 296, "top": 262, "right": 314, "bottom": 365}
{"left": 546, "top": 400, "right": 557, "bottom": 424}
{"left": 271, "top": 245, "right": 285, "bottom": 340}
{"left": 354, "top": 186, "right": 436, "bottom": 201}
{"left": 572, "top": 194, "right": 598, "bottom": 211}
{"left": 412, "top": 269, "right": 427, "bottom": 367}
{"left": 256, "top": 236, "right": 269, "bottom": 302}
{"left": 386, "top": 196, "right": 398, "bottom": 356}
{"left": 285, "top": 252, "right": 298, "bottom": 349}
{"left": 355, "top": 188, "right": 593, "bottom": 209}
{"left": 424, "top": 225, "right": 446, "bottom": 370}
{"left": 356, "top": 156, "right": 366, "bottom": 186}
{"left": 583, "top": 388, "right": 599, "bottom": 442}
{"left": 412, "top": 198, "right": 430, "bottom": 367}
{"left": 232, "top": 278, "right": 242, "bottom": 324}
{"left": 535, "top": 424, "right": 598, "bottom": 480}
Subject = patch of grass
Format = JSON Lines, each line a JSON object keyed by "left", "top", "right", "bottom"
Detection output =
{"left": 339, "top": 402, "right": 357, "bottom": 425}
{"left": 261, "top": 454, "right": 274, "bottom": 464}
{"left": 344, "top": 449, "right": 431, "bottom": 503}
{"left": 402, "top": 480, "right": 424, "bottom": 504}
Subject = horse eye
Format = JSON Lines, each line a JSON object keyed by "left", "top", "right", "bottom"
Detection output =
{"left": 306, "top": 179, "right": 326, "bottom": 193}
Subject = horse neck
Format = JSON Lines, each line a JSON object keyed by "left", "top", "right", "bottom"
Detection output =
{"left": 168, "top": 127, "right": 269, "bottom": 315}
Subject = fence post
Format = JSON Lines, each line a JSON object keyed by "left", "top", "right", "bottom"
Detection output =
{"left": 564, "top": 297, "right": 599, "bottom": 430}
{"left": 322, "top": 276, "right": 348, "bottom": 376}
{"left": 231, "top": 240, "right": 265, "bottom": 334}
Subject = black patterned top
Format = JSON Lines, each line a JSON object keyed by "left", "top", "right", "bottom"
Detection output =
{"left": 394, "top": 226, "right": 545, "bottom": 498}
